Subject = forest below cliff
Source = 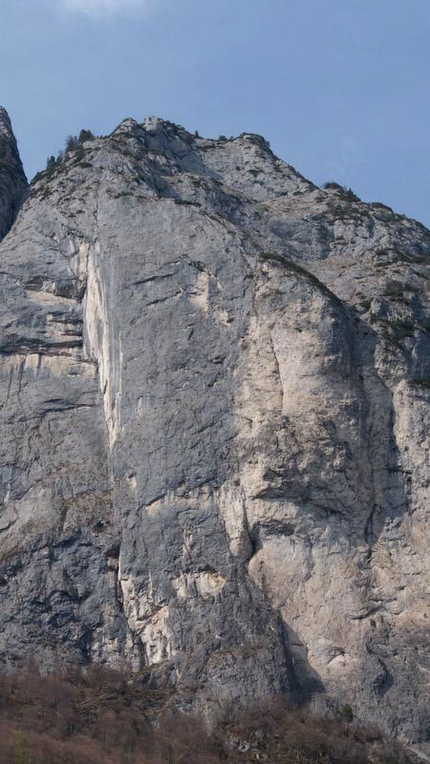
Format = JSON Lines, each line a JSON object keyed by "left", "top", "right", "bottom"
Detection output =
{"left": 0, "top": 666, "right": 418, "bottom": 764}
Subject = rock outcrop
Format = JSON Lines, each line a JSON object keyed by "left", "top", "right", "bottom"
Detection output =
{"left": 0, "top": 113, "right": 429, "bottom": 752}
{"left": 0, "top": 107, "right": 28, "bottom": 241}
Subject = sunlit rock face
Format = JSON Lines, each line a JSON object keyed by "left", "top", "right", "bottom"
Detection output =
{"left": 0, "top": 112, "right": 429, "bottom": 750}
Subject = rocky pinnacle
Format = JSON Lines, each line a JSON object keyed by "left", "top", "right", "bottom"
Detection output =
{"left": 0, "top": 107, "right": 14, "bottom": 137}
{"left": 0, "top": 106, "right": 28, "bottom": 240}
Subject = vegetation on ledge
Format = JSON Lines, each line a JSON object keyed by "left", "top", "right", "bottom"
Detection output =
{"left": 31, "top": 129, "right": 95, "bottom": 184}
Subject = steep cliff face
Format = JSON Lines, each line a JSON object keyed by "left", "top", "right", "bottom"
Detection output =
{"left": 0, "top": 107, "right": 28, "bottom": 241}
{"left": 0, "top": 113, "right": 429, "bottom": 750}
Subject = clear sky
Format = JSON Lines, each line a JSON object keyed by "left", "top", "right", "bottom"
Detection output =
{"left": 2, "top": 0, "right": 429, "bottom": 227}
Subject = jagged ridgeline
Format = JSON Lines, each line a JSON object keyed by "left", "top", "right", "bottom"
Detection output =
{"left": 0, "top": 109, "right": 429, "bottom": 757}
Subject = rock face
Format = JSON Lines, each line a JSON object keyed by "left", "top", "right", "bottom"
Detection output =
{"left": 0, "top": 107, "right": 28, "bottom": 241}
{"left": 0, "top": 113, "right": 429, "bottom": 749}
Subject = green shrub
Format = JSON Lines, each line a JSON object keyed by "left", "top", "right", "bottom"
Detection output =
{"left": 78, "top": 129, "right": 95, "bottom": 143}
{"left": 338, "top": 703, "right": 354, "bottom": 723}
{"left": 323, "top": 182, "right": 360, "bottom": 202}
{"left": 65, "top": 134, "right": 79, "bottom": 153}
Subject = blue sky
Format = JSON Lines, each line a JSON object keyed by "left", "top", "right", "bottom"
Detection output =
{"left": 2, "top": 0, "right": 429, "bottom": 227}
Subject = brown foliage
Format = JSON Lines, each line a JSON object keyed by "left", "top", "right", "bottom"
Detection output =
{"left": 218, "top": 696, "right": 414, "bottom": 764}
{"left": 0, "top": 668, "right": 416, "bottom": 764}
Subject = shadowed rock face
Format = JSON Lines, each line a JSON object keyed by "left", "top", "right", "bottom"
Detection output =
{"left": 0, "top": 113, "right": 429, "bottom": 749}
{"left": 0, "top": 107, "right": 28, "bottom": 240}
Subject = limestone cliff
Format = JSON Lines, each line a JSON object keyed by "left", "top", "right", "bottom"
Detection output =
{"left": 0, "top": 107, "right": 28, "bottom": 241}
{"left": 0, "top": 112, "right": 429, "bottom": 753}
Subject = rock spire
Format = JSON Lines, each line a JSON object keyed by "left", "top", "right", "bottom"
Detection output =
{"left": 0, "top": 106, "right": 28, "bottom": 240}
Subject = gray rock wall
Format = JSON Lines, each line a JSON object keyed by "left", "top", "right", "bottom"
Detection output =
{"left": 0, "top": 113, "right": 429, "bottom": 750}
{"left": 0, "top": 107, "right": 28, "bottom": 241}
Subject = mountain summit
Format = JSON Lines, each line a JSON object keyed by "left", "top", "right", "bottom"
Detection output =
{"left": 0, "top": 106, "right": 15, "bottom": 139}
{"left": 0, "top": 111, "right": 429, "bottom": 755}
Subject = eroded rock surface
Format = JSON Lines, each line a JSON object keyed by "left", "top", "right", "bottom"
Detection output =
{"left": 0, "top": 113, "right": 429, "bottom": 749}
{"left": 0, "top": 107, "right": 28, "bottom": 241}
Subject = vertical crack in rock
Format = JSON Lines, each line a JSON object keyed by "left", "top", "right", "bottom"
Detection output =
{"left": 83, "top": 241, "right": 122, "bottom": 450}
